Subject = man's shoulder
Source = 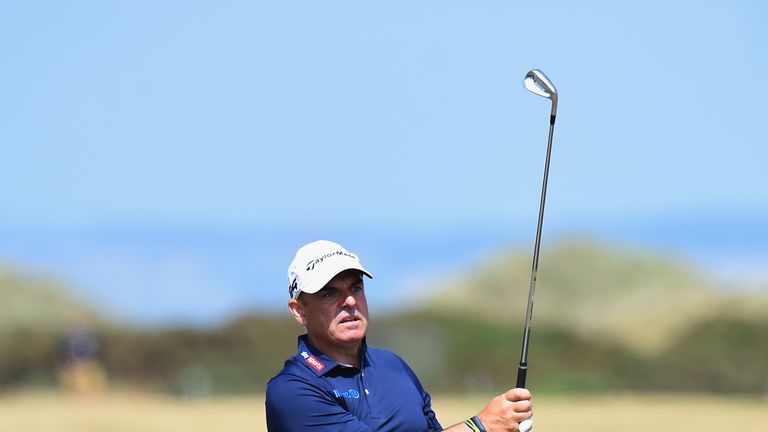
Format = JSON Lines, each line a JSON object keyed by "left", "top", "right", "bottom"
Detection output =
{"left": 366, "top": 345, "right": 426, "bottom": 385}
{"left": 366, "top": 345, "right": 410, "bottom": 368}
{"left": 268, "top": 356, "right": 313, "bottom": 386}
{"left": 266, "top": 357, "right": 328, "bottom": 401}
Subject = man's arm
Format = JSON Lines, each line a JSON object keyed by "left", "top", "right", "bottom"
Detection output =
{"left": 266, "top": 375, "right": 372, "bottom": 432}
{"left": 440, "top": 388, "right": 533, "bottom": 432}
{"left": 400, "top": 354, "right": 532, "bottom": 432}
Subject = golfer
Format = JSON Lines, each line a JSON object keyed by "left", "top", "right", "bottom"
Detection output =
{"left": 266, "top": 240, "right": 533, "bottom": 432}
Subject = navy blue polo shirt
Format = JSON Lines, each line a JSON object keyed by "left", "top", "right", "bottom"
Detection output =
{"left": 266, "top": 335, "right": 442, "bottom": 431}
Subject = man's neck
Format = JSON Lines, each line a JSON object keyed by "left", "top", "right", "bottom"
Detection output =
{"left": 307, "top": 334, "right": 363, "bottom": 368}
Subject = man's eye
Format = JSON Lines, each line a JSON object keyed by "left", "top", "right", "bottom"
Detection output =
{"left": 322, "top": 290, "right": 336, "bottom": 298}
{"left": 351, "top": 285, "right": 363, "bottom": 293}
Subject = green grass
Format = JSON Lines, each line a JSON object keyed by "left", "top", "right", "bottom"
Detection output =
{"left": 1, "top": 391, "right": 767, "bottom": 432}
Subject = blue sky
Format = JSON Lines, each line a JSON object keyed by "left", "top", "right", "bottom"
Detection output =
{"left": 1, "top": 1, "right": 766, "bottom": 325}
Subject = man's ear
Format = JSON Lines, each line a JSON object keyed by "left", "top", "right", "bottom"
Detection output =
{"left": 288, "top": 298, "right": 306, "bottom": 326}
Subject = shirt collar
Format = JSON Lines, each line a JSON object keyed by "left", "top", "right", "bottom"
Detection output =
{"left": 295, "top": 334, "right": 367, "bottom": 376}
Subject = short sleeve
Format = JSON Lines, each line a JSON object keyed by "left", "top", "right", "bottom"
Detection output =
{"left": 397, "top": 357, "right": 443, "bottom": 431}
{"left": 266, "top": 374, "right": 373, "bottom": 432}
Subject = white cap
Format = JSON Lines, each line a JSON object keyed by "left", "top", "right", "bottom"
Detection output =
{"left": 287, "top": 240, "right": 372, "bottom": 299}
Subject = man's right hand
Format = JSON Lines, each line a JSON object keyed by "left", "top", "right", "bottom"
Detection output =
{"left": 474, "top": 388, "right": 533, "bottom": 432}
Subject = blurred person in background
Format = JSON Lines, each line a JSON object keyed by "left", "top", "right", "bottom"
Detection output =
{"left": 266, "top": 240, "right": 532, "bottom": 432}
{"left": 56, "top": 324, "right": 106, "bottom": 394}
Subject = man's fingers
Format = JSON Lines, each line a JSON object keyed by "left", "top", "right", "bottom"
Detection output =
{"left": 503, "top": 388, "right": 532, "bottom": 402}
{"left": 514, "top": 410, "right": 533, "bottom": 421}
{"left": 512, "top": 399, "right": 532, "bottom": 412}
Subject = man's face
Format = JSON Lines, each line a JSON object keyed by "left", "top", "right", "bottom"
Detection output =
{"left": 290, "top": 269, "right": 369, "bottom": 349}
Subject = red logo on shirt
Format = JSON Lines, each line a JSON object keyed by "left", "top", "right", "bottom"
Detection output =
{"left": 306, "top": 355, "right": 325, "bottom": 371}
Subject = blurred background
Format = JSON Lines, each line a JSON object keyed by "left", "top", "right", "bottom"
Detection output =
{"left": 1, "top": 1, "right": 767, "bottom": 430}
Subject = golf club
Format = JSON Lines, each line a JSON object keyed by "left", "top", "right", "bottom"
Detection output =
{"left": 517, "top": 69, "right": 558, "bottom": 432}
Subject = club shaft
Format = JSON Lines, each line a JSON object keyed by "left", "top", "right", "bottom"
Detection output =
{"left": 516, "top": 115, "right": 556, "bottom": 389}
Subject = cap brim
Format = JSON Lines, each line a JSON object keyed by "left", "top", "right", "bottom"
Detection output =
{"left": 301, "top": 263, "right": 373, "bottom": 295}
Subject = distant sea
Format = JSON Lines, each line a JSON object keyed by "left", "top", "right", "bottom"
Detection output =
{"left": 1, "top": 214, "right": 766, "bottom": 327}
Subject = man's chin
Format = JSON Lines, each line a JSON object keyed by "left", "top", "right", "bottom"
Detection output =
{"left": 335, "top": 324, "right": 367, "bottom": 342}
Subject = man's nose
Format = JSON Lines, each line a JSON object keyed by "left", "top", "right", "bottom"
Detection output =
{"left": 342, "top": 292, "right": 357, "bottom": 307}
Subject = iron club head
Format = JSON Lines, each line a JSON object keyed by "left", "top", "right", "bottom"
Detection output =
{"left": 524, "top": 69, "right": 558, "bottom": 117}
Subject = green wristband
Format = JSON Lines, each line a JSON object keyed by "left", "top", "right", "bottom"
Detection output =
{"left": 470, "top": 416, "right": 487, "bottom": 432}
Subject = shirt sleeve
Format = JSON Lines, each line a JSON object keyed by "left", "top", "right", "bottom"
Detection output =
{"left": 419, "top": 387, "right": 442, "bottom": 431}
{"left": 266, "top": 374, "right": 373, "bottom": 432}
{"left": 397, "top": 357, "right": 443, "bottom": 431}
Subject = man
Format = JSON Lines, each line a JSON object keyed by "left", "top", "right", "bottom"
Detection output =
{"left": 266, "top": 240, "right": 533, "bottom": 432}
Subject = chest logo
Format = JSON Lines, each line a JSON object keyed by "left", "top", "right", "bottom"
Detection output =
{"left": 333, "top": 389, "right": 361, "bottom": 399}
{"left": 301, "top": 351, "right": 326, "bottom": 372}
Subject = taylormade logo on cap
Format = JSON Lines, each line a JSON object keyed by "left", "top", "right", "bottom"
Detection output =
{"left": 305, "top": 250, "right": 356, "bottom": 271}
{"left": 287, "top": 240, "right": 372, "bottom": 300}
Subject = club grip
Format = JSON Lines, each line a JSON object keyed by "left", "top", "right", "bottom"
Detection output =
{"left": 516, "top": 364, "right": 527, "bottom": 389}
{"left": 519, "top": 418, "right": 533, "bottom": 432}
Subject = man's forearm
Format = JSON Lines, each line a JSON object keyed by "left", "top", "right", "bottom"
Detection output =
{"left": 442, "top": 422, "right": 473, "bottom": 432}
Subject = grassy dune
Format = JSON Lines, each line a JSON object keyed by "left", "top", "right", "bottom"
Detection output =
{"left": 1, "top": 392, "right": 766, "bottom": 432}
{"left": 426, "top": 241, "right": 768, "bottom": 354}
